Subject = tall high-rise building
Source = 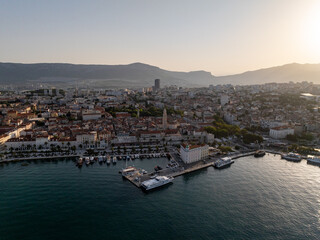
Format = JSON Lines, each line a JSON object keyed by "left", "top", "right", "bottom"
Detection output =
{"left": 162, "top": 108, "right": 167, "bottom": 129}
{"left": 154, "top": 79, "right": 160, "bottom": 90}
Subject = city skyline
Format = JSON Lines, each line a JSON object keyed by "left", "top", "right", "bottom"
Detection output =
{"left": 1, "top": 0, "right": 320, "bottom": 75}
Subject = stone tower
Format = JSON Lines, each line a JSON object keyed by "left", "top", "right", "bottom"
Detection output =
{"left": 162, "top": 108, "right": 167, "bottom": 129}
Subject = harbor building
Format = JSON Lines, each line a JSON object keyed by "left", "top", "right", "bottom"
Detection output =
{"left": 180, "top": 143, "right": 209, "bottom": 164}
{"left": 269, "top": 126, "right": 294, "bottom": 139}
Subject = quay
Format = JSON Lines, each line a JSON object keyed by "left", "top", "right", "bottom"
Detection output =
{"left": 122, "top": 149, "right": 285, "bottom": 189}
{"left": 123, "top": 150, "right": 259, "bottom": 188}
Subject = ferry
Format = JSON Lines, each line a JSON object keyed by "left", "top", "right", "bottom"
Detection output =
{"left": 281, "top": 152, "right": 302, "bottom": 162}
{"left": 141, "top": 176, "right": 174, "bottom": 191}
{"left": 214, "top": 157, "right": 234, "bottom": 169}
{"left": 254, "top": 150, "right": 266, "bottom": 158}
{"left": 306, "top": 155, "right": 320, "bottom": 166}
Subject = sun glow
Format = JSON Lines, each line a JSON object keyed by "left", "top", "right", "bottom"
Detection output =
{"left": 303, "top": 2, "right": 320, "bottom": 57}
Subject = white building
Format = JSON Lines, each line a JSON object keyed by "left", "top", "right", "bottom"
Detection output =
{"left": 269, "top": 126, "right": 294, "bottom": 139}
{"left": 82, "top": 110, "right": 102, "bottom": 121}
{"left": 180, "top": 144, "right": 209, "bottom": 164}
{"left": 76, "top": 131, "right": 97, "bottom": 147}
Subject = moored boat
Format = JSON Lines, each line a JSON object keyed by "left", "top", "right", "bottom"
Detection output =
{"left": 254, "top": 150, "right": 266, "bottom": 158}
{"left": 77, "top": 157, "right": 83, "bottom": 167}
{"left": 214, "top": 157, "right": 234, "bottom": 169}
{"left": 281, "top": 152, "right": 302, "bottom": 162}
{"left": 306, "top": 155, "right": 320, "bottom": 166}
{"left": 141, "top": 176, "right": 174, "bottom": 191}
{"left": 85, "top": 157, "right": 90, "bottom": 166}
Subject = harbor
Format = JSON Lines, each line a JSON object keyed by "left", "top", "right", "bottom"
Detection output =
{"left": 1, "top": 148, "right": 318, "bottom": 191}
{"left": 121, "top": 151, "right": 260, "bottom": 189}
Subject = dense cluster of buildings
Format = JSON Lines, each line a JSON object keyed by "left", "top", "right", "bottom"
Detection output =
{"left": 0, "top": 80, "right": 319, "bottom": 157}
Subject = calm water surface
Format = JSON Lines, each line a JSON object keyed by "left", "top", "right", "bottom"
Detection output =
{"left": 0, "top": 154, "right": 319, "bottom": 240}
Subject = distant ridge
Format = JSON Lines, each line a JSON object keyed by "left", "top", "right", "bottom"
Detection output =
{"left": 0, "top": 62, "right": 214, "bottom": 88}
{"left": 0, "top": 62, "right": 320, "bottom": 87}
{"left": 215, "top": 63, "right": 320, "bottom": 85}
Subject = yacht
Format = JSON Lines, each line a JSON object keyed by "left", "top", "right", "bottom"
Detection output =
{"left": 214, "top": 157, "right": 234, "bottom": 169}
{"left": 85, "top": 157, "right": 90, "bottom": 166}
{"left": 281, "top": 152, "right": 302, "bottom": 162}
{"left": 306, "top": 155, "right": 320, "bottom": 166}
{"left": 112, "top": 156, "right": 117, "bottom": 164}
{"left": 106, "top": 155, "right": 111, "bottom": 165}
{"left": 141, "top": 176, "right": 174, "bottom": 191}
{"left": 254, "top": 150, "right": 266, "bottom": 158}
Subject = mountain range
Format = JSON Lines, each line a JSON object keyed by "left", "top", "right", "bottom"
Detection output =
{"left": 0, "top": 62, "right": 319, "bottom": 88}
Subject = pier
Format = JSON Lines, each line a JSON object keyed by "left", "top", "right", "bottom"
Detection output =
{"left": 122, "top": 150, "right": 285, "bottom": 189}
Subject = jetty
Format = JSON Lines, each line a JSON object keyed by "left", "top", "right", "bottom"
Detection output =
{"left": 122, "top": 149, "right": 284, "bottom": 189}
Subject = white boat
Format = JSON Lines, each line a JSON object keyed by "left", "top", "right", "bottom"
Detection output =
{"left": 306, "top": 155, "right": 320, "bottom": 166}
{"left": 107, "top": 155, "right": 111, "bottom": 165}
{"left": 214, "top": 157, "right": 234, "bottom": 169}
{"left": 112, "top": 156, "right": 117, "bottom": 164}
{"left": 141, "top": 176, "right": 174, "bottom": 191}
{"left": 85, "top": 157, "right": 90, "bottom": 165}
{"left": 281, "top": 152, "right": 302, "bottom": 162}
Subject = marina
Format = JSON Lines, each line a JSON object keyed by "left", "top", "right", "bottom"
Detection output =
{"left": 1, "top": 149, "right": 319, "bottom": 192}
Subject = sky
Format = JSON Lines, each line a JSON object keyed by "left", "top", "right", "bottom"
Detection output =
{"left": 1, "top": 0, "right": 320, "bottom": 75}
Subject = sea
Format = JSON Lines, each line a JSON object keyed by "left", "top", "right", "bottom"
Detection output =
{"left": 0, "top": 154, "right": 319, "bottom": 240}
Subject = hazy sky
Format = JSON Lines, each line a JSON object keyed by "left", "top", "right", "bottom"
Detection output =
{"left": 1, "top": 0, "right": 320, "bottom": 75}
